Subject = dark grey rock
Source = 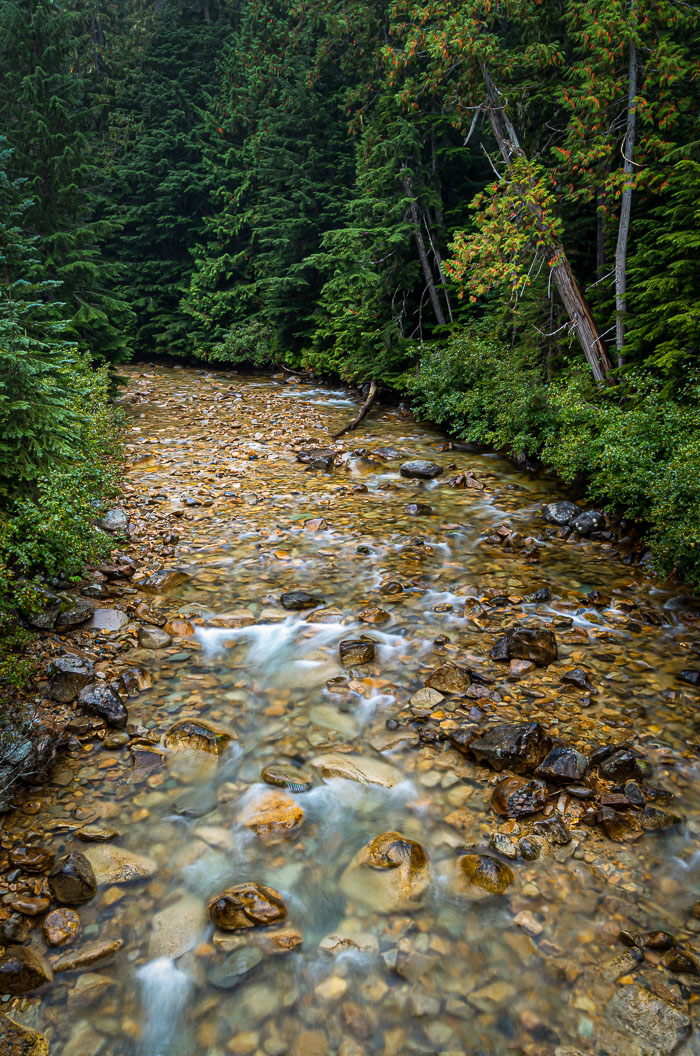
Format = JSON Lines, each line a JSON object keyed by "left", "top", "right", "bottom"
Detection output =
{"left": 400, "top": 460, "right": 442, "bottom": 480}
{"left": 542, "top": 501, "right": 580, "bottom": 526}
{"left": 48, "top": 656, "right": 95, "bottom": 703}
{"left": 49, "top": 852, "right": 97, "bottom": 905}
{"left": 78, "top": 682, "right": 128, "bottom": 729}
{"left": 54, "top": 596, "right": 95, "bottom": 629}
{"left": 470, "top": 722, "right": 550, "bottom": 773}
{"left": 491, "top": 625, "right": 558, "bottom": 666}
{"left": 206, "top": 946, "right": 264, "bottom": 989}
{"left": 571, "top": 509, "right": 605, "bottom": 535}
{"left": 535, "top": 745, "right": 588, "bottom": 783}
{"left": 280, "top": 590, "right": 324, "bottom": 611}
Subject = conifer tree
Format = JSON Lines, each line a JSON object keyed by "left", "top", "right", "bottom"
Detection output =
{"left": 0, "top": 0, "right": 134, "bottom": 362}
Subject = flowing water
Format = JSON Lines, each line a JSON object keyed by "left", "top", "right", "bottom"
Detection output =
{"left": 3, "top": 365, "right": 699, "bottom": 1056}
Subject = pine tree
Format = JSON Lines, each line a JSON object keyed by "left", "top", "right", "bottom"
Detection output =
{"left": 105, "top": 0, "right": 233, "bottom": 358}
{"left": 0, "top": 0, "right": 134, "bottom": 363}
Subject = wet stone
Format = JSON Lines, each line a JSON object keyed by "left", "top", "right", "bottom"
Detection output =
{"left": 663, "top": 949, "right": 699, "bottom": 975}
{"left": 48, "top": 851, "right": 97, "bottom": 905}
{"left": 451, "top": 854, "right": 515, "bottom": 900}
{"left": 208, "top": 883, "right": 287, "bottom": 931}
{"left": 141, "top": 568, "right": 190, "bottom": 592}
{"left": 492, "top": 775, "right": 547, "bottom": 818}
{"left": 470, "top": 722, "right": 550, "bottom": 773}
{"left": 42, "top": 908, "right": 81, "bottom": 947}
{"left": 47, "top": 656, "right": 95, "bottom": 703}
{"left": 406, "top": 503, "right": 433, "bottom": 516}
{"left": 605, "top": 984, "right": 690, "bottom": 1055}
{"left": 0, "top": 946, "right": 53, "bottom": 994}
{"left": 55, "top": 596, "right": 95, "bottom": 629}
{"left": 78, "top": 682, "right": 128, "bottom": 729}
{"left": 491, "top": 625, "right": 558, "bottom": 667}
{"left": 598, "top": 806, "right": 644, "bottom": 842}
{"left": 340, "top": 831, "right": 429, "bottom": 912}
{"left": 164, "top": 718, "right": 233, "bottom": 755}
{"left": 0, "top": 1014, "right": 49, "bottom": 1056}
{"left": 425, "top": 661, "right": 472, "bottom": 694}
{"left": 678, "top": 668, "right": 700, "bottom": 687}
{"left": 561, "top": 667, "right": 594, "bottom": 691}
{"left": 339, "top": 639, "right": 375, "bottom": 665}
{"left": 535, "top": 745, "right": 588, "bottom": 783}
{"left": 9, "top": 844, "right": 54, "bottom": 874}
{"left": 262, "top": 763, "right": 313, "bottom": 793}
{"left": 357, "top": 607, "right": 390, "bottom": 624}
{"left": 137, "top": 624, "right": 172, "bottom": 649}
{"left": 280, "top": 590, "right": 324, "bottom": 611}
{"left": 598, "top": 749, "right": 644, "bottom": 782}
{"left": 542, "top": 501, "right": 581, "bottom": 526}
{"left": 400, "top": 459, "right": 442, "bottom": 479}
{"left": 239, "top": 790, "right": 305, "bottom": 840}
{"left": 533, "top": 815, "right": 572, "bottom": 845}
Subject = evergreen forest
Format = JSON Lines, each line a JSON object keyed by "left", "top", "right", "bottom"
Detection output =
{"left": 1, "top": 0, "right": 700, "bottom": 682}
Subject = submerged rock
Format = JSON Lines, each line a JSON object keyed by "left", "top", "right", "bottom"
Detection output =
{"left": 425, "top": 661, "right": 472, "bottom": 694}
{"left": 149, "top": 894, "right": 205, "bottom": 959}
{"left": 400, "top": 459, "right": 442, "bottom": 479}
{"left": 491, "top": 625, "right": 558, "bottom": 667}
{"left": 208, "top": 883, "right": 287, "bottom": 931}
{"left": 164, "top": 718, "right": 233, "bottom": 756}
{"left": 49, "top": 852, "right": 97, "bottom": 905}
{"left": 470, "top": 722, "right": 550, "bottom": 773}
{"left": 280, "top": 590, "right": 324, "bottom": 611}
{"left": 311, "top": 751, "right": 403, "bottom": 788}
{"left": 47, "top": 656, "right": 95, "bottom": 703}
{"left": 340, "top": 831, "right": 429, "bottom": 912}
{"left": 239, "top": 790, "right": 305, "bottom": 841}
{"left": 262, "top": 762, "right": 313, "bottom": 793}
{"left": 605, "top": 984, "right": 690, "bottom": 1055}
{"left": 449, "top": 854, "right": 515, "bottom": 900}
{"left": 141, "top": 568, "right": 190, "bottom": 593}
{"left": 78, "top": 682, "right": 128, "bottom": 729}
{"left": 0, "top": 946, "right": 53, "bottom": 994}
{"left": 84, "top": 844, "right": 157, "bottom": 885}
{"left": 406, "top": 502, "right": 433, "bottom": 516}
{"left": 207, "top": 946, "right": 264, "bottom": 989}
{"left": 339, "top": 638, "right": 376, "bottom": 665}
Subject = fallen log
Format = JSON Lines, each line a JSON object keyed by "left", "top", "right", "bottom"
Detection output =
{"left": 332, "top": 379, "right": 378, "bottom": 439}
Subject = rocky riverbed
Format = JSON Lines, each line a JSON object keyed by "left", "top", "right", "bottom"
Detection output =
{"left": 0, "top": 365, "right": 699, "bottom": 1056}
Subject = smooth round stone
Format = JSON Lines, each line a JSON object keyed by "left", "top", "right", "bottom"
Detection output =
{"left": 89, "top": 608, "right": 129, "bottom": 632}
{"left": 340, "top": 831, "right": 429, "bottom": 912}
{"left": 400, "top": 460, "right": 442, "bottom": 479}
{"left": 451, "top": 854, "right": 515, "bottom": 900}
{"left": 42, "top": 908, "right": 81, "bottom": 947}
{"left": 261, "top": 763, "right": 313, "bottom": 793}
{"left": 339, "top": 639, "right": 376, "bottom": 665}
{"left": 280, "top": 590, "right": 324, "bottom": 611}
{"left": 103, "top": 731, "right": 130, "bottom": 749}
{"left": 164, "top": 719, "right": 233, "bottom": 755}
{"left": 208, "top": 883, "right": 287, "bottom": 931}
{"left": 48, "top": 851, "right": 97, "bottom": 905}
{"left": 137, "top": 625, "right": 172, "bottom": 649}
{"left": 207, "top": 946, "right": 264, "bottom": 989}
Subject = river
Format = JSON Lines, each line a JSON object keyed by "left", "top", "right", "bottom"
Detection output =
{"left": 2, "top": 365, "right": 699, "bottom": 1056}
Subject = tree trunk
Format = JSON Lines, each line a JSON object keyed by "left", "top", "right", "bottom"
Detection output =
{"left": 614, "top": 13, "right": 637, "bottom": 368}
{"left": 402, "top": 167, "right": 446, "bottom": 327}
{"left": 596, "top": 188, "right": 607, "bottom": 281}
{"left": 479, "top": 62, "right": 611, "bottom": 383}
{"left": 333, "top": 380, "right": 378, "bottom": 438}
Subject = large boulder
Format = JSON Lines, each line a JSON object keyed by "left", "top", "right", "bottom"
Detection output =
{"left": 78, "top": 682, "right": 128, "bottom": 729}
{"left": 101, "top": 508, "right": 129, "bottom": 532}
{"left": 54, "top": 596, "right": 95, "bottom": 629}
{"left": 208, "top": 883, "right": 287, "bottom": 931}
{"left": 48, "top": 851, "right": 97, "bottom": 905}
{"left": 48, "top": 656, "right": 95, "bottom": 703}
{"left": 0, "top": 946, "right": 53, "bottom": 994}
{"left": 491, "top": 625, "right": 558, "bottom": 667}
{"left": 340, "top": 832, "right": 430, "bottom": 912}
{"left": 400, "top": 460, "right": 442, "bottom": 480}
{"left": 469, "top": 722, "right": 550, "bottom": 773}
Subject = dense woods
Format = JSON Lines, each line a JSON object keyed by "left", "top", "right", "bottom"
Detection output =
{"left": 1, "top": 0, "right": 699, "bottom": 679}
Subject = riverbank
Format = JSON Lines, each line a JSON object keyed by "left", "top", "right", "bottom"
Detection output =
{"left": 1, "top": 364, "right": 698, "bottom": 1055}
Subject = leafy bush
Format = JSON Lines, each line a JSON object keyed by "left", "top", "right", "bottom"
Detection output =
{"left": 408, "top": 332, "right": 700, "bottom": 586}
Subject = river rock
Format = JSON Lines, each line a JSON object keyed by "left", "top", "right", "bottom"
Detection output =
{"left": 262, "top": 763, "right": 313, "bottom": 792}
{"left": 101, "top": 508, "right": 129, "bottom": 532}
{"left": 297, "top": 447, "right": 335, "bottom": 466}
{"left": 42, "top": 908, "right": 81, "bottom": 947}
{"left": 164, "top": 718, "right": 233, "bottom": 755}
{"left": 561, "top": 667, "right": 594, "bottom": 691}
{"left": 0, "top": 1014, "right": 49, "bottom": 1055}
{"left": 470, "top": 722, "right": 550, "bottom": 773}
{"left": 78, "top": 682, "right": 128, "bottom": 729}
{"left": 663, "top": 949, "right": 699, "bottom": 975}
{"left": 141, "top": 568, "right": 190, "bottom": 592}
{"left": 406, "top": 502, "right": 433, "bottom": 515}
{"left": 9, "top": 844, "right": 54, "bottom": 874}
{"left": 207, "top": 946, "right": 264, "bottom": 989}
{"left": 571, "top": 510, "right": 605, "bottom": 535}
{"left": 311, "top": 751, "right": 403, "bottom": 787}
{"left": 49, "top": 852, "right": 97, "bottom": 905}
{"left": 149, "top": 893, "right": 205, "bottom": 959}
{"left": 605, "top": 984, "right": 690, "bottom": 1055}
{"left": 425, "top": 661, "right": 472, "bottom": 694}
{"left": 52, "top": 596, "right": 95, "bottom": 631}
{"left": 340, "top": 832, "right": 429, "bottom": 912}
{"left": 84, "top": 844, "right": 157, "bottom": 885}
{"left": 535, "top": 745, "right": 588, "bottom": 783}
{"left": 356, "top": 606, "right": 390, "bottom": 624}
{"left": 47, "top": 656, "right": 95, "bottom": 703}
{"left": 51, "top": 938, "right": 123, "bottom": 973}
{"left": 90, "top": 608, "right": 130, "bottom": 631}
{"left": 339, "top": 639, "right": 375, "bottom": 665}
{"left": 598, "top": 807, "right": 644, "bottom": 842}
{"left": 449, "top": 854, "right": 515, "bottom": 900}
{"left": 598, "top": 749, "right": 644, "bottom": 782}
{"left": 400, "top": 460, "right": 442, "bottom": 479}
{"left": 137, "top": 624, "right": 172, "bottom": 649}
{"left": 208, "top": 883, "right": 287, "bottom": 931}
{"left": 491, "top": 625, "right": 558, "bottom": 666}
{"left": 533, "top": 815, "right": 572, "bottom": 845}
{"left": 491, "top": 775, "right": 547, "bottom": 818}
{"left": 239, "top": 790, "right": 305, "bottom": 840}
{"left": 0, "top": 946, "right": 53, "bottom": 994}
{"left": 543, "top": 501, "right": 581, "bottom": 526}
{"left": 280, "top": 590, "right": 324, "bottom": 611}
{"left": 305, "top": 607, "right": 344, "bottom": 624}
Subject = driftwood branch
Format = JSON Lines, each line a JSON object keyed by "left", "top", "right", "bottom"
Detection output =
{"left": 333, "top": 380, "right": 378, "bottom": 439}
